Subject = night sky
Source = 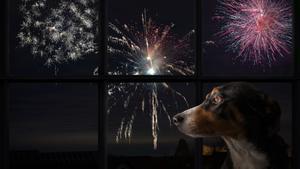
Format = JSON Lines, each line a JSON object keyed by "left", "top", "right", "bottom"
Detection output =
{"left": 9, "top": 0, "right": 196, "bottom": 76}
{"left": 107, "top": 0, "right": 195, "bottom": 32}
{"left": 106, "top": 0, "right": 196, "bottom": 75}
{"left": 107, "top": 83, "right": 196, "bottom": 156}
{"left": 8, "top": 0, "right": 99, "bottom": 76}
{"left": 9, "top": 0, "right": 294, "bottom": 76}
{"left": 9, "top": 82, "right": 197, "bottom": 154}
{"left": 201, "top": 0, "right": 294, "bottom": 76}
{"left": 105, "top": 0, "right": 197, "bottom": 155}
{"left": 9, "top": 83, "right": 98, "bottom": 152}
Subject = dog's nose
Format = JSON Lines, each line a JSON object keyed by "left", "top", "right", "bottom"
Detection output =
{"left": 173, "top": 114, "right": 184, "bottom": 125}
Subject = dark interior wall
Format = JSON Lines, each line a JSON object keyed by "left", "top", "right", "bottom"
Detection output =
{"left": 295, "top": 0, "right": 299, "bottom": 166}
{"left": 296, "top": 0, "right": 300, "bottom": 76}
{"left": 1, "top": 1, "right": 7, "bottom": 167}
{"left": 1, "top": 1, "right": 8, "bottom": 168}
{"left": 296, "top": 81, "right": 300, "bottom": 169}
{"left": 1, "top": 1, "right": 8, "bottom": 76}
{"left": 0, "top": 83, "right": 8, "bottom": 169}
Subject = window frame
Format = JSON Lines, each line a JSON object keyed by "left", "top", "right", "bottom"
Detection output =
{"left": 1, "top": 0, "right": 299, "bottom": 169}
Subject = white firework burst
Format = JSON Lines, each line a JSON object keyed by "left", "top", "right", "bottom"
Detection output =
{"left": 17, "top": 0, "right": 99, "bottom": 67}
{"left": 108, "top": 10, "right": 195, "bottom": 75}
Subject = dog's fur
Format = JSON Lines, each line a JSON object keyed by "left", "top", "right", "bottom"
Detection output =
{"left": 173, "top": 82, "right": 288, "bottom": 169}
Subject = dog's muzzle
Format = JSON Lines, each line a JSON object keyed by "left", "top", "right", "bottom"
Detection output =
{"left": 173, "top": 113, "right": 185, "bottom": 126}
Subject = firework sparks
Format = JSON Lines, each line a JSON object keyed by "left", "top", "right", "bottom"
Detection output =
{"left": 17, "top": 3, "right": 194, "bottom": 149}
{"left": 18, "top": 0, "right": 99, "bottom": 69}
{"left": 108, "top": 10, "right": 195, "bottom": 75}
{"left": 107, "top": 83, "right": 190, "bottom": 149}
{"left": 215, "top": 0, "right": 293, "bottom": 65}
{"left": 107, "top": 10, "right": 195, "bottom": 149}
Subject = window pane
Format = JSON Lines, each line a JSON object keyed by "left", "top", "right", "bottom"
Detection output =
{"left": 9, "top": 83, "right": 98, "bottom": 169}
{"left": 202, "top": 0, "right": 294, "bottom": 76}
{"left": 202, "top": 82, "right": 292, "bottom": 169}
{"left": 106, "top": 83, "right": 196, "bottom": 169}
{"left": 107, "top": 0, "right": 196, "bottom": 75}
{"left": 9, "top": 0, "right": 99, "bottom": 76}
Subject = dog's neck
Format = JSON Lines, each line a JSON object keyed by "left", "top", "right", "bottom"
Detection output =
{"left": 222, "top": 137, "right": 269, "bottom": 169}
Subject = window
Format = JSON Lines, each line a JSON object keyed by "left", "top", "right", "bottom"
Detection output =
{"left": 9, "top": 83, "right": 98, "bottom": 169}
{"left": 107, "top": 83, "right": 196, "bottom": 169}
{"left": 9, "top": 0, "right": 99, "bottom": 76}
{"left": 106, "top": 0, "right": 196, "bottom": 76}
{"left": 1, "top": 0, "right": 299, "bottom": 169}
{"left": 201, "top": 0, "right": 294, "bottom": 76}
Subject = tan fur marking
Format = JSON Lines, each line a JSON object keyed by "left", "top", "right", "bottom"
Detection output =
{"left": 189, "top": 106, "right": 245, "bottom": 138}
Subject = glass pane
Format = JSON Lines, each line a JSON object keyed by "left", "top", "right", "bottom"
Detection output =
{"left": 9, "top": 0, "right": 99, "bottom": 76}
{"left": 9, "top": 83, "right": 98, "bottom": 169}
{"left": 202, "top": 0, "right": 294, "bottom": 76}
{"left": 106, "top": 83, "right": 196, "bottom": 169}
{"left": 202, "top": 82, "right": 292, "bottom": 169}
{"left": 107, "top": 0, "right": 196, "bottom": 75}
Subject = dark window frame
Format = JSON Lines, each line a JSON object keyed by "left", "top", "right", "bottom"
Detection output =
{"left": 1, "top": 0, "right": 299, "bottom": 169}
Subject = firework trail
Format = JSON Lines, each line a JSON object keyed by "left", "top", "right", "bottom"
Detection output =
{"left": 18, "top": 0, "right": 99, "bottom": 70}
{"left": 107, "top": 11, "right": 195, "bottom": 149}
{"left": 214, "top": 0, "right": 293, "bottom": 65}
{"left": 107, "top": 83, "right": 190, "bottom": 149}
{"left": 108, "top": 10, "right": 195, "bottom": 75}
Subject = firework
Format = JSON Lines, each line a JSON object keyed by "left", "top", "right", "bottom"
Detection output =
{"left": 108, "top": 10, "right": 195, "bottom": 75}
{"left": 107, "top": 83, "right": 190, "bottom": 149}
{"left": 215, "top": 0, "right": 293, "bottom": 65}
{"left": 107, "top": 11, "right": 195, "bottom": 149}
{"left": 18, "top": 3, "right": 194, "bottom": 149}
{"left": 18, "top": 0, "right": 99, "bottom": 69}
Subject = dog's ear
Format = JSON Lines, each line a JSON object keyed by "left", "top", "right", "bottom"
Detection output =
{"left": 261, "top": 94, "right": 281, "bottom": 135}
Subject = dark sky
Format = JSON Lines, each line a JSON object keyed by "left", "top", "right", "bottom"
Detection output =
{"left": 107, "top": 0, "right": 195, "bottom": 32}
{"left": 9, "top": 83, "right": 98, "bottom": 152}
{"left": 8, "top": 0, "right": 99, "bottom": 77}
{"left": 201, "top": 0, "right": 294, "bottom": 76}
{"left": 9, "top": 0, "right": 294, "bottom": 76}
{"left": 9, "top": 82, "right": 197, "bottom": 155}
{"left": 107, "top": 83, "right": 197, "bottom": 156}
{"left": 9, "top": 0, "right": 196, "bottom": 77}
{"left": 106, "top": 0, "right": 196, "bottom": 75}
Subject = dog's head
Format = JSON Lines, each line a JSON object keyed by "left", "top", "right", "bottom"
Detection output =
{"left": 173, "top": 82, "right": 281, "bottom": 139}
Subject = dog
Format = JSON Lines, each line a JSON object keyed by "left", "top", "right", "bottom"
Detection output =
{"left": 173, "top": 82, "right": 288, "bottom": 169}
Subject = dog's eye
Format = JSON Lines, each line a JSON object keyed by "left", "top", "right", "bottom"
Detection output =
{"left": 212, "top": 95, "right": 223, "bottom": 104}
{"left": 205, "top": 94, "right": 210, "bottom": 99}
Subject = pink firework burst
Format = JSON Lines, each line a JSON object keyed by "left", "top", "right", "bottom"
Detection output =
{"left": 215, "top": 0, "right": 293, "bottom": 65}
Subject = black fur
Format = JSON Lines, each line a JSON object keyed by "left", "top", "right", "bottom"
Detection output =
{"left": 217, "top": 82, "right": 289, "bottom": 169}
